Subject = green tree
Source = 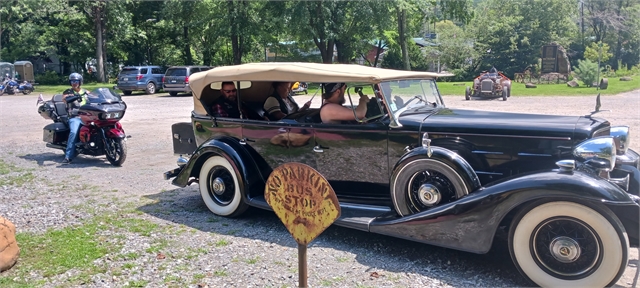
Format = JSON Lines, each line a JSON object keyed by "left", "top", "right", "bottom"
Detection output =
{"left": 584, "top": 42, "right": 612, "bottom": 63}
{"left": 574, "top": 59, "right": 600, "bottom": 87}
{"left": 470, "top": 0, "right": 577, "bottom": 77}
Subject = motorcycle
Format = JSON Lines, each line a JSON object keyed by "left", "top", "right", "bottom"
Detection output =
{"left": 3, "top": 78, "right": 18, "bottom": 95}
{"left": 17, "top": 81, "right": 34, "bottom": 95}
{"left": 37, "top": 88, "right": 128, "bottom": 166}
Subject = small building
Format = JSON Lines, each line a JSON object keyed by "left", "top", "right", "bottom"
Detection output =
{"left": 14, "top": 61, "right": 35, "bottom": 83}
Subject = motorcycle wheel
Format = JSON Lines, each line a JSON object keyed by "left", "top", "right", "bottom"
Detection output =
{"left": 105, "top": 137, "right": 127, "bottom": 166}
{"left": 22, "top": 90, "right": 31, "bottom": 95}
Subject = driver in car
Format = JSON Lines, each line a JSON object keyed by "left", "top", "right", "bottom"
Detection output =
{"left": 320, "top": 82, "right": 369, "bottom": 124}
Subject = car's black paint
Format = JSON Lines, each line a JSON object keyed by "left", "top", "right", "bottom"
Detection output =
{"left": 370, "top": 169, "right": 639, "bottom": 253}
{"left": 172, "top": 104, "right": 640, "bottom": 253}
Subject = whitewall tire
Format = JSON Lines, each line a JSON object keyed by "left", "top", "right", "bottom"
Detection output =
{"left": 199, "top": 156, "right": 248, "bottom": 217}
{"left": 509, "top": 201, "right": 628, "bottom": 287}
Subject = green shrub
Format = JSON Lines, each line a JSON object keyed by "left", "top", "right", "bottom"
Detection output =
{"left": 615, "top": 60, "right": 640, "bottom": 77}
{"left": 574, "top": 59, "right": 601, "bottom": 87}
{"left": 35, "top": 71, "right": 65, "bottom": 85}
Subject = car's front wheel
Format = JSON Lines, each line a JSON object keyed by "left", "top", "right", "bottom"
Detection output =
{"left": 465, "top": 87, "right": 471, "bottom": 100}
{"left": 199, "top": 155, "right": 248, "bottom": 218}
{"left": 502, "top": 87, "right": 508, "bottom": 101}
{"left": 509, "top": 201, "right": 628, "bottom": 287}
{"left": 146, "top": 82, "right": 156, "bottom": 94}
{"left": 392, "top": 159, "right": 469, "bottom": 216}
{"left": 169, "top": 92, "right": 178, "bottom": 96}
{"left": 123, "top": 90, "right": 132, "bottom": 96}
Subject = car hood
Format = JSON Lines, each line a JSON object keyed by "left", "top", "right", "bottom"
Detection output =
{"left": 397, "top": 108, "right": 608, "bottom": 140}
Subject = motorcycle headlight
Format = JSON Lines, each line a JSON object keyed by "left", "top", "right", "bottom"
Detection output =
{"left": 610, "top": 126, "right": 630, "bottom": 155}
{"left": 573, "top": 136, "right": 617, "bottom": 171}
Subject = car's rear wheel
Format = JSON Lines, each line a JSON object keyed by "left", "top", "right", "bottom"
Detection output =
{"left": 509, "top": 201, "right": 628, "bottom": 287}
{"left": 169, "top": 92, "right": 178, "bottom": 96}
{"left": 146, "top": 82, "right": 156, "bottom": 94}
{"left": 392, "top": 159, "right": 469, "bottom": 216}
{"left": 199, "top": 155, "right": 248, "bottom": 218}
{"left": 123, "top": 90, "right": 132, "bottom": 96}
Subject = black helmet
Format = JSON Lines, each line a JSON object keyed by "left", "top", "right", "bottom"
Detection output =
{"left": 489, "top": 67, "right": 497, "bottom": 74}
{"left": 69, "top": 72, "right": 83, "bottom": 85}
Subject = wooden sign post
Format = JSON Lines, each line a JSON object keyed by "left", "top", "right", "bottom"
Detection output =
{"left": 264, "top": 163, "right": 341, "bottom": 288}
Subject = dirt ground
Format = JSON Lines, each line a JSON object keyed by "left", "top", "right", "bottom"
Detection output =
{"left": 0, "top": 88, "right": 639, "bottom": 287}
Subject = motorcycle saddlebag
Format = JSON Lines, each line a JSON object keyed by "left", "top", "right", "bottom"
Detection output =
{"left": 43, "top": 122, "right": 69, "bottom": 143}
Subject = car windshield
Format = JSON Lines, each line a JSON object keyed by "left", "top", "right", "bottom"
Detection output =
{"left": 166, "top": 68, "right": 187, "bottom": 77}
{"left": 120, "top": 68, "right": 139, "bottom": 75}
{"left": 86, "top": 88, "right": 123, "bottom": 104}
{"left": 378, "top": 79, "right": 442, "bottom": 118}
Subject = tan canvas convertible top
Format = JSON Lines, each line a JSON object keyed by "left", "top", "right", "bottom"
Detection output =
{"left": 189, "top": 62, "right": 452, "bottom": 115}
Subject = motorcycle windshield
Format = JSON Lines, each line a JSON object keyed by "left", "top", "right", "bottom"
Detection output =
{"left": 87, "top": 88, "right": 124, "bottom": 104}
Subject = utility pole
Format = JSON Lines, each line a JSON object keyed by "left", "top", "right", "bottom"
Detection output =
{"left": 580, "top": 0, "right": 585, "bottom": 49}
{"left": 0, "top": 12, "right": 3, "bottom": 61}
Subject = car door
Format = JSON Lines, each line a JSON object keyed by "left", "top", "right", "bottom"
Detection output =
{"left": 313, "top": 121, "right": 389, "bottom": 203}
{"left": 152, "top": 67, "right": 164, "bottom": 84}
{"left": 241, "top": 119, "right": 292, "bottom": 171}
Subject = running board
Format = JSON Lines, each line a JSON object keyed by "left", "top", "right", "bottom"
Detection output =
{"left": 247, "top": 196, "right": 392, "bottom": 232}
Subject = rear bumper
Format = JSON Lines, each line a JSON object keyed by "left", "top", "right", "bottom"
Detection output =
{"left": 115, "top": 83, "right": 146, "bottom": 91}
{"left": 162, "top": 84, "right": 191, "bottom": 92}
{"left": 164, "top": 167, "right": 183, "bottom": 180}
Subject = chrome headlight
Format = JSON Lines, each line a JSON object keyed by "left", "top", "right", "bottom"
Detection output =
{"left": 610, "top": 126, "right": 630, "bottom": 155}
{"left": 573, "top": 136, "right": 617, "bottom": 171}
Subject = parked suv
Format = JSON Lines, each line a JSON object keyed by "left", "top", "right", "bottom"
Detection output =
{"left": 162, "top": 66, "right": 211, "bottom": 96}
{"left": 115, "top": 66, "right": 165, "bottom": 95}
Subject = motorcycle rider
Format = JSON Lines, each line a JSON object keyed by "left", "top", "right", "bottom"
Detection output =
{"left": 61, "top": 73, "right": 90, "bottom": 164}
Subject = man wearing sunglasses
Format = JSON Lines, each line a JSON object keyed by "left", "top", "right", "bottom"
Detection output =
{"left": 61, "top": 73, "right": 90, "bottom": 164}
{"left": 211, "top": 81, "right": 247, "bottom": 118}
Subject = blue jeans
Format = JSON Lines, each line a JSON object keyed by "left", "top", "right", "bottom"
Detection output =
{"left": 65, "top": 117, "right": 82, "bottom": 160}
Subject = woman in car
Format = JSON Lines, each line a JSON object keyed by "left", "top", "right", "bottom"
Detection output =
{"left": 263, "top": 82, "right": 311, "bottom": 121}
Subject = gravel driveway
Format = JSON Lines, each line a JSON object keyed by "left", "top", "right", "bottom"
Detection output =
{"left": 0, "top": 89, "right": 638, "bottom": 287}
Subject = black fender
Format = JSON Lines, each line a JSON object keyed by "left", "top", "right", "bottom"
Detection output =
{"left": 391, "top": 146, "right": 482, "bottom": 195}
{"left": 172, "top": 136, "right": 266, "bottom": 200}
{"left": 371, "top": 169, "right": 639, "bottom": 253}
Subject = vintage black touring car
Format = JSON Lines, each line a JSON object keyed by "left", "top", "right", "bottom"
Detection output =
{"left": 164, "top": 62, "right": 639, "bottom": 287}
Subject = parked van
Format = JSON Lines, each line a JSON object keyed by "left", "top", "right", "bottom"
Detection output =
{"left": 162, "top": 66, "right": 211, "bottom": 96}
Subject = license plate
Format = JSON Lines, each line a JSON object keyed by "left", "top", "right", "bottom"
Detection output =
{"left": 171, "top": 80, "right": 177, "bottom": 83}
{"left": 123, "top": 78, "right": 128, "bottom": 81}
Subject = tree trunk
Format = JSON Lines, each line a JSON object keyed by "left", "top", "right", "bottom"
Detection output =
{"left": 93, "top": 2, "right": 106, "bottom": 83}
{"left": 397, "top": 7, "right": 410, "bottom": 70}
{"left": 373, "top": 40, "right": 384, "bottom": 67}
{"left": 183, "top": 25, "right": 193, "bottom": 65}
{"left": 335, "top": 40, "right": 350, "bottom": 63}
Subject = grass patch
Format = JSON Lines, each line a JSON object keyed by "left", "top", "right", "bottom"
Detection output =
{"left": 436, "top": 76, "right": 640, "bottom": 96}
{"left": 297, "top": 76, "right": 639, "bottom": 98}
{"left": 3, "top": 222, "right": 109, "bottom": 283}
{"left": 0, "top": 160, "right": 35, "bottom": 187}
{"left": 110, "top": 217, "right": 158, "bottom": 237}
{"left": 245, "top": 256, "right": 260, "bottom": 264}
{"left": 213, "top": 270, "right": 228, "bottom": 277}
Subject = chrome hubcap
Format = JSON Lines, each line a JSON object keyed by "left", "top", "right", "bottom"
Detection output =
{"left": 549, "top": 236, "right": 581, "bottom": 263}
{"left": 418, "top": 184, "right": 441, "bottom": 206}
{"left": 212, "top": 177, "right": 226, "bottom": 195}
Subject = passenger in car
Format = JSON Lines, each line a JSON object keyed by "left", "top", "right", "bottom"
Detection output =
{"left": 320, "top": 82, "right": 369, "bottom": 124}
{"left": 263, "top": 82, "right": 311, "bottom": 121}
{"left": 210, "top": 81, "right": 248, "bottom": 118}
